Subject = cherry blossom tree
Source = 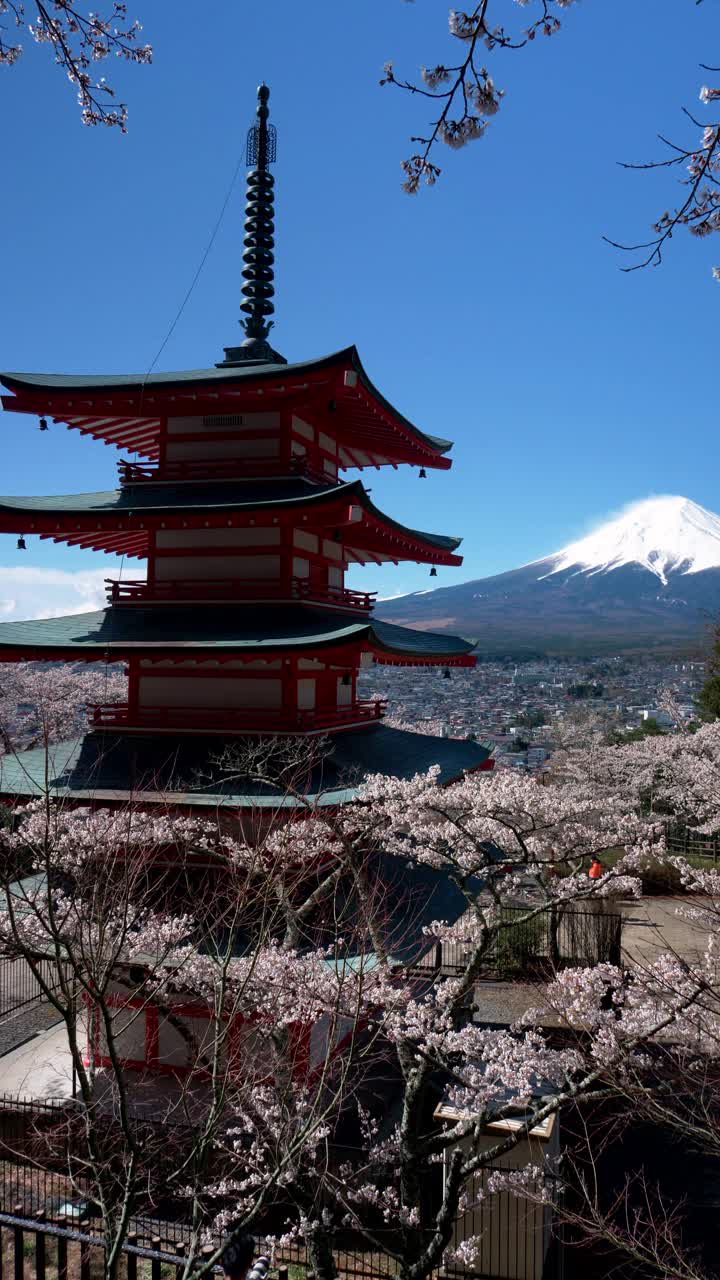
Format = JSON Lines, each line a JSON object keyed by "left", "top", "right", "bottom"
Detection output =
{"left": 0, "top": 1, "right": 151, "bottom": 128}
{"left": 1, "top": 681, "right": 720, "bottom": 1280}
{"left": 0, "top": 660, "right": 126, "bottom": 752}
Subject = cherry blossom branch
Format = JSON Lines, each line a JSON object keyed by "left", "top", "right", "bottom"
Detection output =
{"left": 381, "top": 1, "right": 578, "bottom": 192}
{"left": 605, "top": 102, "right": 720, "bottom": 271}
{"left": 0, "top": 1, "right": 151, "bottom": 128}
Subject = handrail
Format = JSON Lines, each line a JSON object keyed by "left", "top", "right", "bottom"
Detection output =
{"left": 89, "top": 700, "right": 387, "bottom": 733}
{"left": 105, "top": 577, "right": 375, "bottom": 611}
{"left": 117, "top": 455, "right": 329, "bottom": 486}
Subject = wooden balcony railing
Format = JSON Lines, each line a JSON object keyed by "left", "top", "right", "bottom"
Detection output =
{"left": 105, "top": 577, "right": 376, "bottom": 612}
{"left": 89, "top": 700, "right": 387, "bottom": 734}
{"left": 117, "top": 455, "right": 329, "bottom": 486}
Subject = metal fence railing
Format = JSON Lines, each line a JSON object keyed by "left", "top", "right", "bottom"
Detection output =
{"left": 0, "top": 955, "right": 65, "bottom": 1023}
{"left": 0, "top": 1095, "right": 562, "bottom": 1279}
{"left": 0, "top": 1210, "right": 214, "bottom": 1280}
{"left": 416, "top": 902, "right": 623, "bottom": 982}
{"left": 665, "top": 826, "right": 720, "bottom": 863}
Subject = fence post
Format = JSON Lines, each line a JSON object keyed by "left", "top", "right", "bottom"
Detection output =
{"left": 200, "top": 1244, "right": 216, "bottom": 1277}
{"left": 548, "top": 903, "right": 561, "bottom": 969}
{"left": 56, "top": 1215, "right": 68, "bottom": 1280}
{"left": 79, "top": 1232, "right": 91, "bottom": 1280}
{"left": 151, "top": 1235, "right": 164, "bottom": 1280}
{"left": 126, "top": 1231, "right": 138, "bottom": 1280}
{"left": 12, "top": 1205, "right": 23, "bottom": 1280}
{"left": 174, "top": 1240, "right": 187, "bottom": 1279}
{"left": 34, "top": 1211, "right": 46, "bottom": 1280}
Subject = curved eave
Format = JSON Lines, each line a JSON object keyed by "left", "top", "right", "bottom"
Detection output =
{"left": 0, "top": 727, "right": 491, "bottom": 809}
{"left": 0, "top": 478, "right": 463, "bottom": 565}
{"left": 0, "top": 346, "right": 453, "bottom": 469}
{"left": 0, "top": 607, "right": 475, "bottom": 667}
{"left": 370, "top": 619, "right": 475, "bottom": 667}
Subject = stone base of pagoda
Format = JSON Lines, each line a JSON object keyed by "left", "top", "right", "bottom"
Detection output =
{"left": 0, "top": 725, "right": 493, "bottom": 812}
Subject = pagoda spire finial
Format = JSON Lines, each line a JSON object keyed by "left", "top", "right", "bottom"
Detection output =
{"left": 218, "top": 83, "right": 287, "bottom": 367}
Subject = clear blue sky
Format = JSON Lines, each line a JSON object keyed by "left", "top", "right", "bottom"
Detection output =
{"left": 0, "top": 0, "right": 718, "bottom": 614}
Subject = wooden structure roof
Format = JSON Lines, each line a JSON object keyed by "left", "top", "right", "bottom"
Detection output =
{"left": 0, "top": 725, "right": 490, "bottom": 809}
{"left": 0, "top": 605, "right": 475, "bottom": 665}
{"left": 0, "top": 477, "right": 462, "bottom": 564}
{"left": 0, "top": 347, "right": 453, "bottom": 470}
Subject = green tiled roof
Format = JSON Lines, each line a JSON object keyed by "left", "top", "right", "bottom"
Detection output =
{"left": 0, "top": 606, "right": 474, "bottom": 658}
{"left": 1, "top": 346, "right": 452, "bottom": 456}
{"left": 0, "top": 478, "right": 462, "bottom": 553}
{"left": 2, "top": 349, "right": 352, "bottom": 391}
{"left": 0, "top": 477, "right": 330, "bottom": 513}
{"left": 0, "top": 726, "right": 490, "bottom": 808}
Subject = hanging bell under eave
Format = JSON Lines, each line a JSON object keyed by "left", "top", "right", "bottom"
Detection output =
{"left": 443, "top": 668, "right": 451, "bottom": 679}
{"left": 430, "top": 566, "right": 437, "bottom": 577}
{"left": 419, "top": 468, "right": 427, "bottom": 479}
{"left": 39, "top": 417, "right": 48, "bottom": 431}
{"left": 17, "top": 536, "right": 26, "bottom": 550}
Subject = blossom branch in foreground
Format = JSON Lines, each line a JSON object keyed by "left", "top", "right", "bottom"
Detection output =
{"left": 381, "top": 1, "right": 578, "bottom": 192}
{"left": 605, "top": 94, "right": 720, "bottom": 275}
{"left": 0, "top": 1, "right": 151, "bottom": 128}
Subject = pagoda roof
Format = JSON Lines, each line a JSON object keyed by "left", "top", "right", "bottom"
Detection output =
{"left": 0, "top": 477, "right": 462, "bottom": 562}
{"left": 0, "top": 346, "right": 453, "bottom": 470}
{"left": 0, "top": 605, "right": 475, "bottom": 665}
{"left": 0, "top": 725, "right": 490, "bottom": 809}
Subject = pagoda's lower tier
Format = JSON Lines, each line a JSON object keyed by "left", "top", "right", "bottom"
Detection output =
{"left": 0, "top": 604, "right": 473, "bottom": 660}
{"left": 0, "top": 604, "right": 475, "bottom": 736}
{"left": 0, "top": 726, "right": 492, "bottom": 811}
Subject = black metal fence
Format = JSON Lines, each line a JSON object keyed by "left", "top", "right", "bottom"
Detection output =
{"left": 665, "top": 826, "right": 720, "bottom": 863}
{"left": 0, "top": 1207, "right": 558, "bottom": 1280}
{"left": 0, "top": 1208, "right": 218, "bottom": 1278}
{"left": 0, "top": 955, "right": 65, "bottom": 1022}
{"left": 0, "top": 1096, "right": 560, "bottom": 1280}
{"left": 0, "top": 1093, "right": 201, "bottom": 1250}
{"left": 429, "top": 903, "right": 623, "bottom": 981}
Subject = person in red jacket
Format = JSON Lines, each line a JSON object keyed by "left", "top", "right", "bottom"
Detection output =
{"left": 588, "top": 857, "right": 604, "bottom": 880}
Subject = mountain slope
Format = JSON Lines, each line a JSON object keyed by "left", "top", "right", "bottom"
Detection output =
{"left": 377, "top": 497, "right": 720, "bottom": 656}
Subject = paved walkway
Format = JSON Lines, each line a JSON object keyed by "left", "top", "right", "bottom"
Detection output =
{"left": 0, "top": 1020, "right": 74, "bottom": 1099}
{"left": 620, "top": 896, "right": 712, "bottom": 970}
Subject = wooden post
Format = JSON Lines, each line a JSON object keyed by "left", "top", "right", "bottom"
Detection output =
{"left": 126, "top": 1231, "right": 138, "bottom": 1280}
{"left": 79, "top": 1233, "right": 91, "bottom": 1280}
{"left": 174, "top": 1240, "right": 187, "bottom": 1280}
{"left": 151, "top": 1235, "right": 164, "bottom": 1280}
{"left": 12, "top": 1208, "right": 23, "bottom": 1280}
{"left": 34, "top": 1211, "right": 46, "bottom": 1280}
{"left": 56, "top": 1216, "right": 68, "bottom": 1280}
{"left": 200, "top": 1243, "right": 216, "bottom": 1279}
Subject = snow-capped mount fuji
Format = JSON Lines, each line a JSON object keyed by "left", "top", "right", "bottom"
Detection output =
{"left": 377, "top": 497, "right": 720, "bottom": 656}
{"left": 537, "top": 496, "right": 720, "bottom": 585}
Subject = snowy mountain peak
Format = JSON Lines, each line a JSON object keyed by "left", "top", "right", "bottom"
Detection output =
{"left": 539, "top": 496, "right": 720, "bottom": 586}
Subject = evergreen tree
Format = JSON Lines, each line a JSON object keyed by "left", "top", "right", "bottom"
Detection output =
{"left": 697, "top": 625, "right": 720, "bottom": 721}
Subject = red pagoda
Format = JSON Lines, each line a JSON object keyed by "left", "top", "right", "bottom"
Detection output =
{"left": 0, "top": 85, "right": 489, "bottom": 813}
